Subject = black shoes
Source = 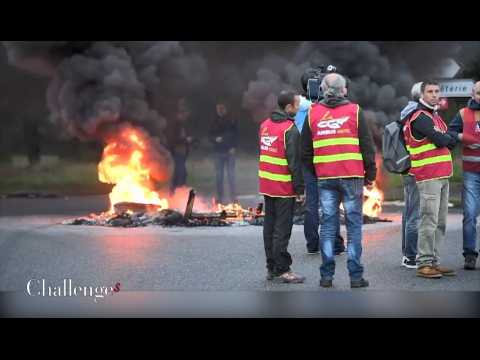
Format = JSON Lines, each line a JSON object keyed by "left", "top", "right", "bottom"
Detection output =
{"left": 464, "top": 254, "right": 477, "bottom": 270}
{"left": 319, "top": 278, "right": 369, "bottom": 288}
{"left": 350, "top": 278, "right": 370, "bottom": 288}
{"left": 319, "top": 279, "right": 333, "bottom": 288}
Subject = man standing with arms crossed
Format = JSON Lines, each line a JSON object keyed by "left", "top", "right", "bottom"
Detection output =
{"left": 404, "top": 80, "right": 457, "bottom": 278}
{"left": 448, "top": 80, "right": 480, "bottom": 270}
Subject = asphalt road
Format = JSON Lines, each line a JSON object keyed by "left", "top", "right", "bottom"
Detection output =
{"left": 0, "top": 196, "right": 478, "bottom": 293}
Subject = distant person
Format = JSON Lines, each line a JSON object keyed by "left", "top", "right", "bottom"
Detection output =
{"left": 167, "top": 99, "right": 194, "bottom": 194}
{"left": 448, "top": 80, "right": 480, "bottom": 270}
{"left": 399, "top": 82, "right": 422, "bottom": 269}
{"left": 23, "top": 118, "right": 41, "bottom": 166}
{"left": 404, "top": 80, "right": 457, "bottom": 279}
{"left": 208, "top": 102, "right": 238, "bottom": 204}
{"left": 259, "top": 90, "right": 305, "bottom": 283}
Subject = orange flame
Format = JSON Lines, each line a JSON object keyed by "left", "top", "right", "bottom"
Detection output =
{"left": 216, "top": 202, "right": 246, "bottom": 220}
{"left": 98, "top": 125, "right": 169, "bottom": 213}
{"left": 363, "top": 183, "right": 383, "bottom": 218}
{"left": 362, "top": 154, "right": 385, "bottom": 218}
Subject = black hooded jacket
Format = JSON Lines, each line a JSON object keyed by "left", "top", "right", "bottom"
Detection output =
{"left": 301, "top": 96, "right": 377, "bottom": 183}
{"left": 263, "top": 110, "right": 304, "bottom": 195}
{"left": 410, "top": 100, "right": 457, "bottom": 149}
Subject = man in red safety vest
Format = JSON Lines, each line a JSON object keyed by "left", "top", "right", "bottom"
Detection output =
{"left": 259, "top": 90, "right": 305, "bottom": 283}
{"left": 448, "top": 80, "right": 480, "bottom": 271}
{"left": 404, "top": 80, "right": 457, "bottom": 279}
{"left": 302, "top": 73, "right": 377, "bottom": 289}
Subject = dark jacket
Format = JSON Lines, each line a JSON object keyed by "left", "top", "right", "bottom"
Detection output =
{"left": 410, "top": 101, "right": 457, "bottom": 150}
{"left": 167, "top": 120, "right": 190, "bottom": 157}
{"left": 301, "top": 96, "right": 377, "bottom": 183}
{"left": 208, "top": 114, "right": 239, "bottom": 153}
{"left": 448, "top": 98, "right": 480, "bottom": 134}
{"left": 267, "top": 110, "right": 304, "bottom": 195}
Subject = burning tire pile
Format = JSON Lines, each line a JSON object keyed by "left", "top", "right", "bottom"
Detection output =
{"left": 63, "top": 190, "right": 265, "bottom": 228}
{"left": 63, "top": 188, "right": 391, "bottom": 228}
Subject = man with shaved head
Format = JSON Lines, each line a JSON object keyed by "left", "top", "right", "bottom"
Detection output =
{"left": 302, "top": 72, "right": 377, "bottom": 288}
{"left": 448, "top": 80, "right": 480, "bottom": 270}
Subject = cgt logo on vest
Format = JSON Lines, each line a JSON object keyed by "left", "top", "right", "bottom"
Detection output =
{"left": 261, "top": 136, "right": 278, "bottom": 151}
{"left": 317, "top": 116, "right": 349, "bottom": 136}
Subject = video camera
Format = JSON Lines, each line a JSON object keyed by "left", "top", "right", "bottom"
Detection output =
{"left": 302, "top": 64, "right": 337, "bottom": 102}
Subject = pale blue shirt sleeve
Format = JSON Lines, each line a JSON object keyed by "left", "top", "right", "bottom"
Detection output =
{"left": 295, "top": 96, "right": 312, "bottom": 133}
{"left": 299, "top": 96, "right": 312, "bottom": 111}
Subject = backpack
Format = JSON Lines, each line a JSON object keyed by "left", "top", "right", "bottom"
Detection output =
{"left": 382, "top": 120, "right": 411, "bottom": 174}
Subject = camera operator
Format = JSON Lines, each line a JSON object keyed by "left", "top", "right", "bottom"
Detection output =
{"left": 296, "top": 65, "right": 346, "bottom": 256}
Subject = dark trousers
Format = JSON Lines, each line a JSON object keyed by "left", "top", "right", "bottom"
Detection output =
{"left": 263, "top": 195, "right": 295, "bottom": 275}
{"left": 214, "top": 152, "right": 237, "bottom": 204}
{"left": 170, "top": 153, "right": 187, "bottom": 193}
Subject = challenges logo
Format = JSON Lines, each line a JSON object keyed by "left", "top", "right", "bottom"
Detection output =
{"left": 26, "top": 279, "right": 122, "bottom": 303}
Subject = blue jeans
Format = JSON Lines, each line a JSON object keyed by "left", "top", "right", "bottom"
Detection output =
{"left": 318, "top": 178, "right": 364, "bottom": 281}
{"left": 214, "top": 152, "right": 236, "bottom": 204}
{"left": 304, "top": 166, "right": 344, "bottom": 252}
{"left": 462, "top": 171, "right": 480, "bottom": 257}
{"left": 401, "top": 175, "right": 419, "bottom": 260}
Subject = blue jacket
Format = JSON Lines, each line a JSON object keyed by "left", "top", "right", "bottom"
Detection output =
{"left": 400, "top": 101, "right": 419, "bottom": 122}
{"left": 294, "top": 96, "right": 312, "bottom": 133}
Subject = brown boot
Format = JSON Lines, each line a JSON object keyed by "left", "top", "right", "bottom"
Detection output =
{"left": 416, "top": 266, "right": 443, "bottom": 279}
{"left": 434, "top": 265, "right": 457, "bottom": 276}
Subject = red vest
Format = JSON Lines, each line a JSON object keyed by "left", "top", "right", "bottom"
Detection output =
{"left": 460, "top": 107, "right": 480, "bottom": 173}
{"left": 258, "top": 118, "right": 295, "bottom": 197}
{"left": 404, "top": 110, "right": 453, "bottom": 182}
{"left": 309, "top": 102, "right": 364, "bottom": 179}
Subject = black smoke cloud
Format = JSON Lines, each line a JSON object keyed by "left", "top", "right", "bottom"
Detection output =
{"left": 4, "top": 41, "right": 480, "bottom": 142}
{"left": 2, "top": 41, "right": 211, "bottom": 187}
{"left": 3, "top": 41, "right": 208, "bottom": 143}
{"left": 240, "top": 41, "right": 475, "bottom": 127}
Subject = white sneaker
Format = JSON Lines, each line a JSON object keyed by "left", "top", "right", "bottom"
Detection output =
{"left": 401, "top": 256, "right": 418, "bottom": 269}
